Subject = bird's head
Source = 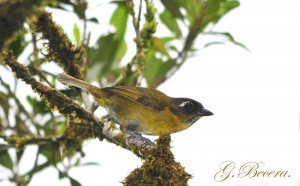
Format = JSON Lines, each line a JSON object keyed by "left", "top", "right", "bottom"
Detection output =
{"left": 171, "top": 98, "right": 213, "bottom": 125}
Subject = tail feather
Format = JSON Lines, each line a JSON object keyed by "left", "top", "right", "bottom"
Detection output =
{"left": 57, "top": 73, "right": 101, "bottom": 96}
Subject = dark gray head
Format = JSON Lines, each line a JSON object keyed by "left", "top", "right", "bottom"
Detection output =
{"left": 171, "top": 98, "right": 213, "bottom": 125}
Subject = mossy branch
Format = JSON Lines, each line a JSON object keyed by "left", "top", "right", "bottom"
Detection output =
{"left": 0, "top": 2, "right": 193, "bottom": 185}
{"left": 2, "top": 51, "right": 154, "bottom": 158}
{"left": 123, "top": 135, "right": 191, "bottom": 185}
{"left": 31, "top": 11, "right": 85, "bottom": 79}
{"left": 0, "top": 133, "right": 63, "bottom": 150}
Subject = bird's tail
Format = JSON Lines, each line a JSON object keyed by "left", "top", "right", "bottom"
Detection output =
{"left": 57, "top": 73, "right": 102, "bottom": 97}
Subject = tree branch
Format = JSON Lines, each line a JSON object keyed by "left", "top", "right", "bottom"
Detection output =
{"left": 2, "top": 51, "right": 154, "bottom": 158}
{"left": 31, "top": 11, "right": 84, "bottom": 80}
{"left": 123, "top": 135, "right": 191, "bottom": 185}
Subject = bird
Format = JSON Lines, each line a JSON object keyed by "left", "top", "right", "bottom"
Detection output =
{"left": 58, "top": 73, "right": 213, "bottom": 136}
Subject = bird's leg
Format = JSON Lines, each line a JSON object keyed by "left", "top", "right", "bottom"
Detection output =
{"left": 125, "top": 130, "right": 155, "bottom": 147}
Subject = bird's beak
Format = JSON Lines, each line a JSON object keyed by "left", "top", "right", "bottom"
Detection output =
{"left": 198, "top": 108, "right": 213, "bottom": 116}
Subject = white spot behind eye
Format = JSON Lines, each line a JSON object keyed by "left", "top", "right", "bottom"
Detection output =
{"left": 179, "top": 101, "right": 189, "bottom": 107}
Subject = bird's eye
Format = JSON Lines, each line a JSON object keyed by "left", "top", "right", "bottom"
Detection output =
{"left": 179, "top": 101, "right": 193, "bottom": 111}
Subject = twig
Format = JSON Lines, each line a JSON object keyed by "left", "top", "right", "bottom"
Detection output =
{"left": 23, "top": 148, "right": 40, "bottom": 185}
{"left": 0, "top": 133, "right": 64, "bottom": 150}
{"left": 136, "top": 0, "right": 143, "bottom": 36}
{"left": 0, "top": 77, "right": 30, "bottom": 118}
{"left": 153, "top": 0, "right": 206, "bottom": 87}
{"left": 116, "top": 0, "right": 157, "bottom": 86}
{"left": 30, "top": 33, "right": 52, "bottom": 86}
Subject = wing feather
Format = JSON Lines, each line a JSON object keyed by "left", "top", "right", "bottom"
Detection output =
{"left": 103, "top": 86, "right": 166, "bottom": 111}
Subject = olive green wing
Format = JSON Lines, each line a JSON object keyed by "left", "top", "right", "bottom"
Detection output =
{"left": 102, "top": 86, "right": 166, "bottom": 111}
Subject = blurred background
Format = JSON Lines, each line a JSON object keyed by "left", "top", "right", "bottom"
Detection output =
{"left": 0, "top": 0, "right": 300, "bottom": 185}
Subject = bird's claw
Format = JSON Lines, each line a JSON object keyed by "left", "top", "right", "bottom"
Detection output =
{"left": 125, "top": 131, "right": 155, "bottom": 148}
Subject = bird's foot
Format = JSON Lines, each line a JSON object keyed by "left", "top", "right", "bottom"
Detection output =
{"left": 125, "top": 131, "right": 155, "bottom": 148}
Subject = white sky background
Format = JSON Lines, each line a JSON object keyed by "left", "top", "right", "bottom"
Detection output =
{"left": 1, "top": 0, "right": 300, "bottom": 186}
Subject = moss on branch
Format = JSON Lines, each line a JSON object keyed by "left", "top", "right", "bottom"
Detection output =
{"left": 2, "top": 51, "right": 154, "bottom": 157}
{"left": 31, "top": 11, "right": 84, "bottom": 79}
{"left": 123, "top": 135, "right": 191, "bottom": 185}
{"left": 0, "top": 133, "right": 63, "bottom": 150}
{"left": 3, "top": 51, "right": 104, "bottom": 138}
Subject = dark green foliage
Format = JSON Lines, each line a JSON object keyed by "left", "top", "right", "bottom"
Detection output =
{"left": 87, "top": 4, "right": 128, "bottom": 82}
{"left": 145, "top": 0, "right": 241, "bottom": 87}
{"left": 40, "top": 143, "right": 61, "bottom": 164}
{"left": 0, "top": 0, "right": 46, "bottom": 51}
{"left": 0, "top": 150, "right": 14, "bottom": 171}
{"left": 0, "top": 91, "right": 10, "bottom": 119}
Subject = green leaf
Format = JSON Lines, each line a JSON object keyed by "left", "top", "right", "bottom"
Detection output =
{"left": 16, "top": 149, "right": 24, "bottom": 163}
{"left": 69, "top": 177, "right": 82, "bottom": 186}
{"left": 159, "top": 10, "right": 182, "bottom": 37}
{"left": 207, "top": 32, "right": 250, "bottom": 52}
{"left": 59, "top": 0, "right": 73, "bottom": 6}
{"left": 0, "top": 91, "right": 9, "bottom": 119}
{"left": 87, "top": 33, "right": 123, "bottom": 81}
{"left": 110, "top": 4, "right": 128, "bottom": 39}
{"left": 73, "top": 1, "right": 87, "bottom": 20}
{"left": 204, "top": 0, "right": 240, "bottom": 26}
{"left": 87, "top": 34, "right": 117, "bottom": 75}
{"left": 40, "top": 143, "right": 61, "bottom": 165}
{"left": 203, "top": 41, "right": 225, "bottom": 49}
{"left": 61, "top": 139, "right": 82, "bottom": 158}
{"left": 74, "top": 157, "right": 81, "bottom": 166}
{"left": 0, "top": 144, "right": 11, "bottom": 151}
{"left": 182, "top": 0, "right": 202, "bottom": 20}
{"left": 86, "top": 4, "right": 128, "bottom": 82}
{"left": 114, "top": 70, "right": 138, "bottom": 86}
{"left": 9, "top": 32, "right": 28, "bottom": 58}
{"left": 15, "top": 115, "right": 32, "bottom": 135}
{"left": 145, "top": 48, "right": 172, "bottom": 88}
{"left": 115, "top": 40, "right": 127, "bottom": 63}
{"left": 87, "top": 17, "right": 99, "bottom": 24}
{"left": 58, "top": 170, "right": 67, "bottom": 179}
{"left": 79, "top": 162, "right": 100, "bottom": 167}
{"left": 56, "top": 121, "right": 67, "bottom": 134}
{"left": 0, "top": 150, "right": 14, "bottom": 170}
{"left": 73, "top": 23, "right": 81, "bottom": 45}
{"left": 206, "top": 0, "right": 221, "bottom": 16}
{"left": 26, "top": 96, "right": 48, "bottom": 114}
{"left": 151, "top": 37, "right": 171, "bottom": 58}
{"left": 25, "top": 161, "right": 51, "bottom": 176}
{"left": 160, "top": 0, "right": 184, "bottom": 19}
{"left": 217, "top": 0, "right": 240, "bottom": 18}
{"left": 169, "top": 45, "right": 179, "bottom": 52}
